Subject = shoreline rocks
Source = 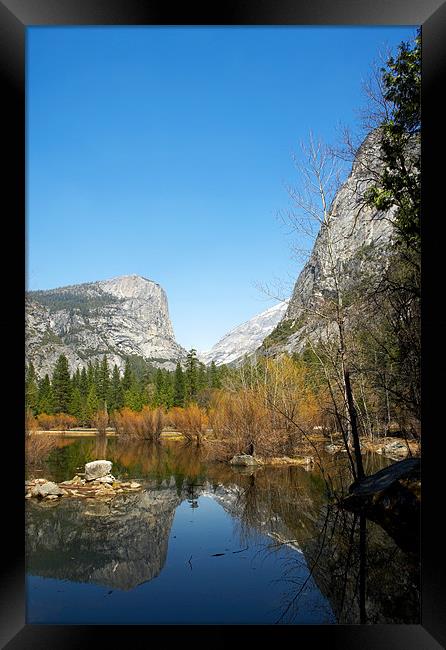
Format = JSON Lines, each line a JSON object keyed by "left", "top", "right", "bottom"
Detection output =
{"left": 229, "top": 454, "right": 259, "bottom": 467}
{"left": 228, "top": 454, "right": 315, "bottom": 468}
{"left": 25, "top": 460, "right": 142, "bottom": 503}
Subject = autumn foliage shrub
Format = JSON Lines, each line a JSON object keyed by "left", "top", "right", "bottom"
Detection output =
{"left": 93, "top": 409, "right": 109, "bottom": 435}
{"left": 25, "top": 409, "right": 38, "bottom": 434}
{"left": 169, "top": 405, "right": 208, "bottom": 445}
{"left": 113, "top": 406, "right": 164, "bottom": 440}
{"left": 208, "top": 357, "right": 326, "bottom": 459}
{"left": 209, "top": 389, "right": 272, "bottom": 457}
{"left": 25, "top": 432, "right": 58, "bottom": 468}
{"left": 35, "top": 413, "right": 78, "bottom": 431}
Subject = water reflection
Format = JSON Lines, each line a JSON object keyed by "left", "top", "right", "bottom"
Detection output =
{"left": 26, "top": 437, "right": 419, "bottom": 624}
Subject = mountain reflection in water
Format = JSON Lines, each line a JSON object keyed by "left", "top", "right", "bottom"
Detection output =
{"left": 26, "top": 438, "right": 419, "bottom": 625}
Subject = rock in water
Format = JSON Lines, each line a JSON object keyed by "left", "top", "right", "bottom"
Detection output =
{"left": 94, "top": 475, "right": 115, "bottom": 484}
{"left": 31, "top": 481, "right": 64, "bottom": 498}
{"left": 85, "top": 460, "right": 113, "bottom": 481}
{"left": 229, "top": 454, "right": 259, "bottom": 467}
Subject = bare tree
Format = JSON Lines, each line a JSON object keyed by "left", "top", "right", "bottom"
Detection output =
{"left": 280, "top": 133, "right": 366, "bottom": 481}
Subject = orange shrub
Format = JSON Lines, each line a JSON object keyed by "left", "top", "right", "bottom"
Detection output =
{"left": 169, "top": 405, "right": 208, "bottom": 445}
{"left": 209, "top": 356, "right": 326, "bottom": 458}
{"left": 25, "top": 432, "right": 58, "bottom": 469}
{"left": 35, "top": 413, "right": 78, "bottom": 431}
{"left": 113, "top": 406, "right": 164, "bottom": 440}
{"left": 209, "top": 389, "right": 271, "bottom": 456}
{"left": 93, "top": 409, "right": 109, "bottom": 435}
{"left": 36, "top": 413, "right": 54, "bottom": 431}
{"left": 25, "top": 409, "right": 38, "bottom": 434}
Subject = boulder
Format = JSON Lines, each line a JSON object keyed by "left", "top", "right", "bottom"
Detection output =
{"left": 94, "top": 475, "right": 115, "bottom": 484}
{"left": 326, "top": 444, "right": 343, "bottom": 454}
{"left": 229, "top": 454, "right": 259, "bottom": 467}
{"left": 85, "top": 460, "right": 113, "bottom": 481}
{"left": 31, "top": 481, "right": 64, "bottom": 498}
{"left": 377, "top": 440, "right": 408, "bottom": 458}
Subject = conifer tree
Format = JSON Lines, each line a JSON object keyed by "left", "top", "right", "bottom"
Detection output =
{"left": 37, "top": 374, "right": 54, "bottom": 414}
{"left": 154, "top": 368, "right": 165, "bottom": 407}
{"left": 69, "top": 387, "right": 83, "bottom": 423}
{"left": 71, "top": 368, "right": 81, "bottom": 392}
{"left": 124, "top": 383, "right": 144, "bottom": 411}
{"left": 185, "top": 349, "right": 199, "bottom": 403}
{"left": 108, "top": 364, "right": 124, "bottom": 412}
{"left": 86, "top": 361, "right": 95, "bottom": 390}
{"left": 173, "top": 362, "right": 186, "bottom": 407}
{"left": 122, "top": 358, "right": 134, "bottom": 392}
{"left": 25, "top": 363, "right": 39, "bottom": 415}
{"left": 197, "top": 361, "right": 207, "bottom": 394}
{"left": 52, "top": 354, "right": 72, "bottom": 413}
{"left": 209, "top": 361, "right": 221, "bottom": 389}
{"left": 79, "top": 367, "right": 89, "bottom": 398}
{"left": 93, "top": 359, "right": 100, "bottom": 389}
{"left": 97, "top": 355, "right": 110, "bottom": 406}
{"left": 86, "top": 384, "right": 99, "bottom": 425}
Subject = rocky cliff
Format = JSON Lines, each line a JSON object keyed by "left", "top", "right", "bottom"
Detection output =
{"left": 261, "top": 129, "right": 408, "bottom": 356}
{"left": 26, "top": 274, "right": 186, "bottom": 377}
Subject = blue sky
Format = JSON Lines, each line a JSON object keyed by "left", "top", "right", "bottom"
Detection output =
{"left": 27, "top": 26, "right": 416, "bottom": 351}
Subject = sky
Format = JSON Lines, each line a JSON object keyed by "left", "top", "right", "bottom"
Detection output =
{"left": 27, "top": 26, "right": 416, "bottom": 351}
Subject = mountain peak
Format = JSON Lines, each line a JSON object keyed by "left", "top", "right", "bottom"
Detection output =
{"left": 199, "top": 300, "right": 289, "bottom": 367}
{"left": 26, "top": 275, "right": 185, "bottom": 377}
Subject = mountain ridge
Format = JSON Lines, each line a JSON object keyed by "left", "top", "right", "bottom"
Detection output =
{"left": 26, "top": 274, "right": 186, "bottom": 377}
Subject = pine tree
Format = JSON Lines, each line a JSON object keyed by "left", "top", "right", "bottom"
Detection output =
{"left": 86, "top": 361, "right": 95, "bottom": 390}
{"left": 69, "top": 387, "right": 83, "bottom": 423}
{"left": 154, "top": 369, "right": 165, "bottom": 407}
{"left": 25, "top": 362, "right": 39, "bottom": 415}
{"left": 209, "top": 361, "right": 221, "bottom": 389}
{"left": 197, "top": 361, "right": 207, "bottom": 393}
{"left": 185, "top": 349, "right": 199, "bottom": 403}
{"left": 37, "top": 374, "right": 54, "bottom": 414}
{"left": 124, "top": 383, "right": 144, "bottom": 411}
{"left": 85, "top": 384, "right": 99, "bottom": 425}
{"left": 97, "top": 355, "right": 110, "bottom": 407}
{"left": 173, "top": 362, "right": 186, "bottom": 407}
{"left": 71, "top": 368, "right": 81, "bottom": 392}
{"left": 108, "top": 364, "right": 124, "bottom": 412}
{"left": 93, "top": 359, "right": 100, "bottom": 389}
{"left": 122, "top": 358, "right": 134, "bottom": 392}
{"left": 52, "top": 354, "right": 72, "bottom": 413}
{"left": 79, "top": 367, "right": 89, "bottom": 398}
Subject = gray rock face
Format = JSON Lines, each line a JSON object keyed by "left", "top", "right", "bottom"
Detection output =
{"left": 262, "top": 130, "right": 419, "bottom": 356}
{"left": 31, "top": 481, "right": 64, "bottom": 498}
{"left": 26, "top": 274, "right": 186, "bottom": 377}
{"left": 85, "top": 460, "right": 113, "bottom": 481}
{"left": 229, "top": 454, "right": 259, "bottom": 466}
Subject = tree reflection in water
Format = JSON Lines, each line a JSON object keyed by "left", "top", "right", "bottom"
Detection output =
{"left": 33, "top": 436, "right": 419, "bottom": 624}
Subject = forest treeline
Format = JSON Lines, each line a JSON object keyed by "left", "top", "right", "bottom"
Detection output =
{"left": 25, "top": 349, "right": 225, "bottom": 425}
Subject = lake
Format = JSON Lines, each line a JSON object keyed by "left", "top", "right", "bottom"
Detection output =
{"left": 26, "top": 436, "right": 420, "bottom": 625}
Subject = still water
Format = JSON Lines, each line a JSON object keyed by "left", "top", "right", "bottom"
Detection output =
{"left": 26, "top": 437, "right": 419, "bottom": 625}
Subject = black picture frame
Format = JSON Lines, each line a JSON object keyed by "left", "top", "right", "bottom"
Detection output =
{"left": 2, "top": 1, "right": 445, "bottom": 647}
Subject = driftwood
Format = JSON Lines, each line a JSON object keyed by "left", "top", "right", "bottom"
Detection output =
{"left": 341, "top": 457, "right": 420, "bottom": 553}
